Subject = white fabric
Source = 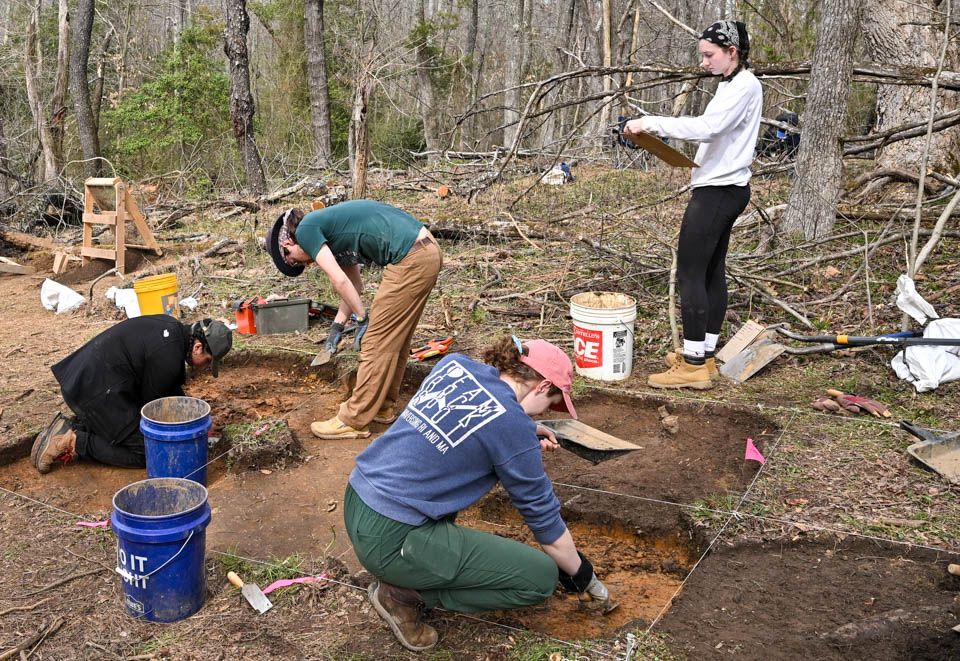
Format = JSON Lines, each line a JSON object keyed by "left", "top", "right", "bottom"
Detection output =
{"left": 895, "top": 274, "right": 939, "bottom": 325}
{"left": 683, "top": 339, "right": 705, "bottom": 358}
{"left": 105, "top": 286, "right": 141, "bottom": 318}
{"left": 704, "top": 332, "right": 720, "bottom": 353}
{"left": 179, "top": 296, "right": 198, "bottom": 311}
{"left": 642, "top": 70, "right": 763, "bottom": 188}
{"left": 40, "top": 278, "right": 86, "bottom": 314}
{"left": 891, "top": 318, "right": 960, "bottom": 392}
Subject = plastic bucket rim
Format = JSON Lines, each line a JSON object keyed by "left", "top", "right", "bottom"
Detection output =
{"left": 133, "top": 273, "right": 178, "bottom": 291}
{"left": 141, "top": 396, "right": 211, "bottom": 426}
{"left": 570, "top": 291, "right": 637, "bottom": 310}
{"left": 112, "top": 477, "right": 209, "bottom": 521}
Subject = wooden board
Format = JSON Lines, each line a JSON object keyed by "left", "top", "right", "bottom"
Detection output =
{"left": 622, "top": 131, "right": 699, "bottom": 168}
{"left": 716, "top": 320, "right": 766, "bottom": 363}
{"left": 0, "top": 257, "right": 34, "bottom": 275}
{"left": 538, "top": 419, "right": 641, "bottom": 451}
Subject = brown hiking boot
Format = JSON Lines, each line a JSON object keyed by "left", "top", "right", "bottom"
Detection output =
{"left": 665, "top": 351, "right": 719, "bottom": 379}
{"left": 373, "top": 405, "right": 398, "bottom": 425}
{"left": 31, "top": 413, "right": 77, "bottom": 474}
{"left": 368, "top": 581, "right": 438, "bottom": 652}
{"left": 648, "top": 356, "right": 713, "bottom": 390}
{"left": 310, "top": 415, "right": 370, "bottom": 440}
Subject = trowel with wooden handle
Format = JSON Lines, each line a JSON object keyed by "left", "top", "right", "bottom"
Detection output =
{"left": 227, "top": 571, "right": 273, "bottom": 613}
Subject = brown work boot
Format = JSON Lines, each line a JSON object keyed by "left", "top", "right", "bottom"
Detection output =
{"left": 368, "top": 581, "right": 438, "bottom": 652}
{"left": 373, "top": 405, "right": 398, "bottom": 425}
{"left": 648, "top": 356, "right": 713, "bottom": 390}
{"left": 31, "top": 413, "right": 77, "bottom": 474}
{"left": 665, "top": 351, "right": 719, "bottom": 379}
{"left": 310, "top": 416, "right": 370, "bottom": 440}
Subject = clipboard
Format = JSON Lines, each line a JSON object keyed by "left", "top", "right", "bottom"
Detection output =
{"left": 622, "top": 131, "right": 699, "bottom": 168}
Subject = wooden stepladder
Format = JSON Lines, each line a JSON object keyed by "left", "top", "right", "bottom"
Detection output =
{"left": 82, "top": 177, "right": 162, "bottom": 275}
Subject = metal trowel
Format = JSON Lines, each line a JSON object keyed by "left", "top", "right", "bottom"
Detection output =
{"left": 538, "top": 419, "right": 641, "bottom": 464}
{"left": 228, "top": 571, "right": 273, "bottom": 614}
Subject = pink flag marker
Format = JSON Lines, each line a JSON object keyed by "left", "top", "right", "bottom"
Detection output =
{"left": 262, "top": 573, "right": 328, "bottom": 595}
{"left": 745, "top": 438, "right": 765, "bottom": 464}
{"left": 76, "top": 520, "right": 110, "bottom": 528}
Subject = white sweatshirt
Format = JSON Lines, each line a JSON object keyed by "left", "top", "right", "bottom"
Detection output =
{"left": 643, "top": 69, "right": 763, "bottom": 188}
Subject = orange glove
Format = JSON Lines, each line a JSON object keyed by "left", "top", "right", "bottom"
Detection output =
{"left": 826, "top": 389, "right": 891, "bottom": 418}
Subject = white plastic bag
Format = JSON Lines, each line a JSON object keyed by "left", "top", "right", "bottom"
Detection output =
{"left": 891, "top": 318, "right": 960, "bottom": 392}
{"left": 895, "top": 274, "right": 939, "bottom": 325}
{"left": 40, "top": 278, "right": 86, "bottom": 314}
{"left": 105, "top": 286, "right": 141, "bottom": 318}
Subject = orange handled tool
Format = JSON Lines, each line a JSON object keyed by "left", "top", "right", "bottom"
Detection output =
{"left": 410, "top": 337, "right": 453, "bottom": 361}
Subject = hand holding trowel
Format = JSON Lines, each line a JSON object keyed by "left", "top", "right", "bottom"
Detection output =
{"left": 227, "top": 571, "right": 273, "bottom": 613}
{"left": 310, "top": 314, "right": 368, "bottom": 367}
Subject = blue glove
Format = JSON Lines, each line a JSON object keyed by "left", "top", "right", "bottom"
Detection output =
{"left": 325, "top": 322, "right": 345, "bottom": 354}
{"left": 353, "top": 313, "right": 370, "bottom": 352}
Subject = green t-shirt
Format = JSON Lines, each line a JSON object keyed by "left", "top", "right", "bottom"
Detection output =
{"left": 294, "top": 200, "right": 422, "bottom": 266}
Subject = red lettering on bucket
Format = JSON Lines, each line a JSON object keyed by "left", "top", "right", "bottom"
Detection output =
{"left": 574, "top": 326, "right": 602, "bottom": 368}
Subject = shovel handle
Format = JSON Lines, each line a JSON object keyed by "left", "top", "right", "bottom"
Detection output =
{"left": 227, "top": 571, "right": 244, "bottom": 588}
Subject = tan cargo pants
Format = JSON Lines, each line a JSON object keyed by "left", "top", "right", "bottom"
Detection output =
{"left": 338, "top": 236, "right": 442, "bottom": 428}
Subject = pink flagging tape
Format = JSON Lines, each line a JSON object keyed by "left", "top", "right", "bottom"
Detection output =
{"left": 745, "top": 438, "right": 765, "bottom": 465}
{"left": 77, "top": 520, "right": 110, "bottom": 528}
{"left": 262, "top": 573, "right": 328, "bottom": 595}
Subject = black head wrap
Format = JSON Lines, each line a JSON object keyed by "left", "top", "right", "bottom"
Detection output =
{"left": 700, "top": 20, "right": 750, "bottom": 79}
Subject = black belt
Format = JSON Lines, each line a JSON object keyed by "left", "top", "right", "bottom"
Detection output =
{"left": 405, "top": 236, "right": 433, "bottom": 257}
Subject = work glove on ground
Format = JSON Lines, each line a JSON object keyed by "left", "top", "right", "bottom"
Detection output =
{"left": 325, "top": 322, "right": 345, "bottom": 354}
{"left": 826, "top": 389, "right": 891, "bottom": 418}
{"left": 558, "top": 551, "right": 595, "bottom": 593}
{"left": 353, "top": 313, "right": 370, "bottom": 352}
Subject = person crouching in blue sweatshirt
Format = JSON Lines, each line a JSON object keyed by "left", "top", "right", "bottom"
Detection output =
{"left": 344, "top": 335, "right": 611, "bottom": 651}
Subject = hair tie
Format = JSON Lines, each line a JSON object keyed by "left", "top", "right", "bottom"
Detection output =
{"left": 511, "top": 335, "right": 524, "bottom": 354}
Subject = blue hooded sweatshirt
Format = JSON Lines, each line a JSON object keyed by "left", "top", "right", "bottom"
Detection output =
{"left": 349, "top": 354, "right": 567, "bottom": 545}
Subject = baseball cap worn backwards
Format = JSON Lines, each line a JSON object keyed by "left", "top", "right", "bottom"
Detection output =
{"left": 266, "top": 210, "right": 305, "bottom": 277}
{"left": 200, "top": 319, "right": 232, "bottom": 378}
{"left": 519, "top": 339, "right": 578, "bottom": 419}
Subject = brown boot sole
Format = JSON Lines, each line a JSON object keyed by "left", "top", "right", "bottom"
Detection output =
{"left": 647, "top": 378, "right": 714, "bottom": 390}
{"left": 373, "top": 414, "right": 398, "bottom": 425}
{"left": 367, "top": 582, "right": 437, "bottom": 652}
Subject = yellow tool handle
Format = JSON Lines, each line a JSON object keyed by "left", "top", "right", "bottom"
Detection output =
{"left": 826, "top": 388, "right": 845, "bottom": 397}
{"left": 227, "top": 571, "right": 244, "bottom": 588}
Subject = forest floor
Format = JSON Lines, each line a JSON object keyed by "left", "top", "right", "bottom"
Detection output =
{"left": 1, "top": 164, "right": 959, "bottom": 660}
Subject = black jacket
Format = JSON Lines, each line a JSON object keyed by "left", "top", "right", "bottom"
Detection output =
{"left": 51, "top": 315, "right": 192, "bottom": 443}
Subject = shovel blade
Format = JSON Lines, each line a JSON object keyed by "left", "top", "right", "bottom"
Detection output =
{"left": 310, "top": 349, "right": 332, "bottom": 367}
{"left": 719, "top": 331, "right": 786, "bottom": 385}
{"left": 242, "top": 583, "right": 273, "bottom": 614}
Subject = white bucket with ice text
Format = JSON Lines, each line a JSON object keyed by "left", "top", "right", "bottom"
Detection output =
{"left": 570, "top": 292, "right": 637, "bottom": 381}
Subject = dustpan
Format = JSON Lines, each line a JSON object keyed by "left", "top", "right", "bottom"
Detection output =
{"left": 538, "top": 419, "right": 641, "bottom": 464}
{"left": 901, "top": 421, "right": 960, "bottom": 485}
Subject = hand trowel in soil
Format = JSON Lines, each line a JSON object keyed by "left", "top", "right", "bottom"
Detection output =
{"left": 227, "top": 571, "right": 273, "bottom": 614}
{"left": 538, "top": 419, "right": 641, "bottom": 464}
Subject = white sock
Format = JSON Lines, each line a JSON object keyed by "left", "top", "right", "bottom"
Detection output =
{"left": 683, "top": 339, "right": 705, "bottom": 358}
{"left": 704, "top": 333, "right": 719, "bottom": 353}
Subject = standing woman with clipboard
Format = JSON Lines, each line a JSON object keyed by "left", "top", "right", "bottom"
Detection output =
{"left": 625, "top": 20, "right": 762, "bottom": 389}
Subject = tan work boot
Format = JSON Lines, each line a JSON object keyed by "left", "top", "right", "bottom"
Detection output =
{"left": 31, "top": 414, "right": 77, "bottom": 474}
{"left": 648, "top": 356, "right": 714, "bottom": 390}
{"left": 310, "top": 416, "right": 370, "bottom": 440}
{"left": 368, "top": 581, "right": 438, "bottom": 652}
{"left": 373, "top": 405, "right": 398, "bottom": 425}
{"left": 665, "top": 351, "right": 719, "bottom": 379}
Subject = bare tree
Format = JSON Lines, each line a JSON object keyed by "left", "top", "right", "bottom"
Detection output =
{"left": 25, "top": 3, "right": 60, "bottom": 182}
{"left": 223, "top": 0, "right": 267, "bottom": 195}
{"left": 71, "top": 0, "right": 101, "bottom": 178}
{"left": 861, "top": 0, "right": 960, "bottom": 172}
{"left": 781, "top": 0, "right": 862, "bottom": 240}
{"left": 503, "top": 0, "right": 524, "bottom": 148}
{"left": 49, "top": 0, "right": 69, "bottom": 171}
{"left": 351, "top": 76, "right": 375, "bottom": 199}
{"left": 305, "top": 0, "right": 333, "bottom": 171}
{"left": 414, "top": 0, "right": 440, "bottom": 160}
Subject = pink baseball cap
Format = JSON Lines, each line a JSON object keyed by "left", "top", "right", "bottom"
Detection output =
{"left": 518, "top": 339, "right": 578, "bottom": 419}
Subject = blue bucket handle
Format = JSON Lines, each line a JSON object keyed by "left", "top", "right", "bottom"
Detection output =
{"left": 115, "top": 530, "right": 194, "bottom": 583}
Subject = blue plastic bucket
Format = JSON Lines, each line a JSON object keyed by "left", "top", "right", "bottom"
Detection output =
{"left": 111, "top": 478, "right": 212, "bottom": 622}
{"left": 141, "top": 397, "right": 211, "bottom": 485}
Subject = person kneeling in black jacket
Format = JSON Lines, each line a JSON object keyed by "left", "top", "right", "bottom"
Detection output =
{"left": 30, "top": 315, "right": 231, "bottom": 473}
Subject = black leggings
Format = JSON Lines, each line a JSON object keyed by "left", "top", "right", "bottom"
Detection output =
{"left": 677, "top": 184, "right": 751, "bottom": 342}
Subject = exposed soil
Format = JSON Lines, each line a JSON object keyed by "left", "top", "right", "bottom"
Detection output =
{"left": 2, "top": 188, "right": 959, "bottom": 660}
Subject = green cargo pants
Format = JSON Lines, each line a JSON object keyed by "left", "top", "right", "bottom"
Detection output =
{"left": 344, "top": 484, "right": 558, "bottom": 613}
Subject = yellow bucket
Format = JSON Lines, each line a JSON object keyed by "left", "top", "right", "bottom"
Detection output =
{"left": 134, "top": 273, "right": 180, "bottom": 317}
